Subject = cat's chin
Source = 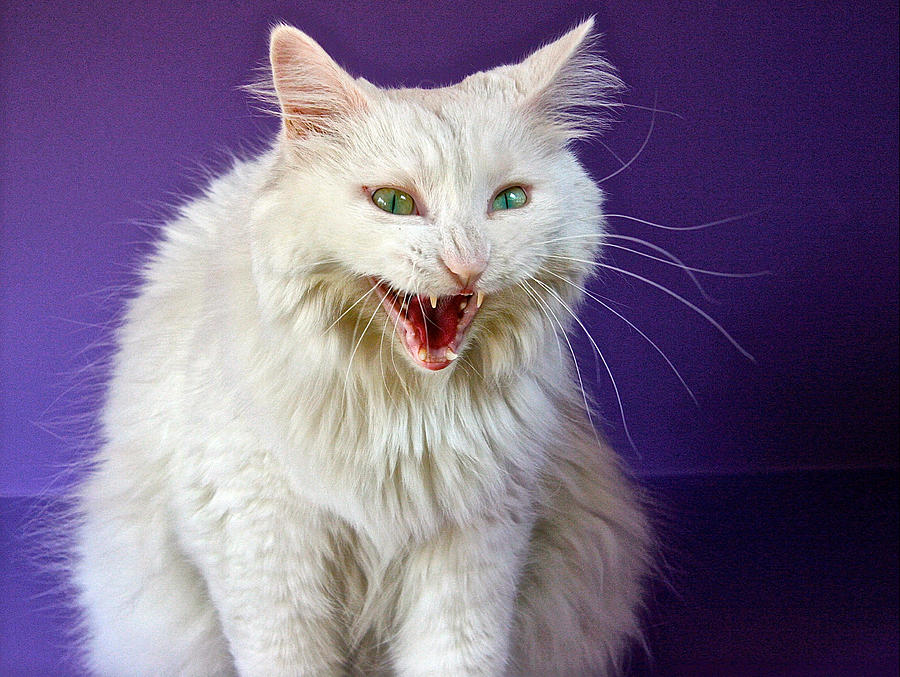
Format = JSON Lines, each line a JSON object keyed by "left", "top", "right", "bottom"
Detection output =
{"left": 373, "top": 280, "right": 483, "bottom": 371}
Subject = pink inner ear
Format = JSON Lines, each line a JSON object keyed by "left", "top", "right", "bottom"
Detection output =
{"left": 269, "top": 25, "right": 367, "bottom": 139}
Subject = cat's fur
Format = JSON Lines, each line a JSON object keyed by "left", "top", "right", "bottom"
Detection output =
{"left": 72, "top": 19, "right": 652, "bottom": 676}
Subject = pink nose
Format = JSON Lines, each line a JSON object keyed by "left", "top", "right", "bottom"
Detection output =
{"left": 443, "top": 254, "right": 487, "bottom": 292}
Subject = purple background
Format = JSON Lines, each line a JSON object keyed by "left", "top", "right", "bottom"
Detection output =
{"left": 1, "top": 1, "right": 898, "bottom": 675}
{"left": 2, "top": 1, "right": 898, "bottom": 494}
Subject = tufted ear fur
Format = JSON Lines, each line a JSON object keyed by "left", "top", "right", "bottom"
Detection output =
{"left": 507, "top": 17, "right": 623, "bottom": 139}
{"left": 268, "top": 24, "right": 368, "bottom": 139}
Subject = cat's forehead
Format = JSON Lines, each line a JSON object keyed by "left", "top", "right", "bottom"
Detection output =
{"left": 377, "top": 71, "right": 523, "bottom": 126}
{"left": 351, "top": 78, "right": 545, "bottom": 180}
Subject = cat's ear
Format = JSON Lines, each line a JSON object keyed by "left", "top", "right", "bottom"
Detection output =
{"left": 268, "top": 25, "right": 367, "bottom": 139}
{"left": 513, "top": 17, "right": 622, "bottom": 139}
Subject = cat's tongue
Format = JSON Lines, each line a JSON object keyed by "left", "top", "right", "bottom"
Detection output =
{"left": 375, "top": 283, "right": 482, "bottom": 371}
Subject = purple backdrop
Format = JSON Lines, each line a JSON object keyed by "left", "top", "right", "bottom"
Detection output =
{"left": 1, "top": 2, "right": 898, "bottom": 674}
{"left": 2, "top": 1, "right": 897, "bottom": 496}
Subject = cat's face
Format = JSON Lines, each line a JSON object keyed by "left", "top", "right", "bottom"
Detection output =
{"left": 251, "top": 21, "right": 619, "bottom": 378}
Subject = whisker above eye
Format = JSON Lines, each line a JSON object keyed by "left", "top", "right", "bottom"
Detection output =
{"left": 596, "top": 92, "right": 657, "bottom": 185}
{"left": 596, "top": 139, "right": 628, "bottom": 168}
{"left": 538, "top": 209, "right": 766, "bottom": 242}
{"left": 600, "top": 101, "right": 684, "bottom": 119}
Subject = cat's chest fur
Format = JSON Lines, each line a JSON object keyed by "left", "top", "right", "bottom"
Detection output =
{"left": 135, "top": 229, "right": 557, "bottom": 547}
{"left": 192, "top": 344, "right": 552, "bottom": 546}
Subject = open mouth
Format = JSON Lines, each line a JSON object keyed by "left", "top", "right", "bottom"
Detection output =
{"left": 374, "top": 281, "right": 484, "bottom": 371}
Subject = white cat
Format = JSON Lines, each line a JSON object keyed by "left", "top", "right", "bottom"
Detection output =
{"left": 72, "top": 18, "right": 652, "bottom": 676}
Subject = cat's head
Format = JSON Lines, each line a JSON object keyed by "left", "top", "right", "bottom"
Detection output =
{"left": 249, "top": 19, "right": 621, "bottom": 381}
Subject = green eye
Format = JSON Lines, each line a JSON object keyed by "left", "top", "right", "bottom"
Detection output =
{"left": 491, "top": 186, "right": 527, "bottom": 211}
{"left": 372, "top": 187, "right": 416, "bottom": 215}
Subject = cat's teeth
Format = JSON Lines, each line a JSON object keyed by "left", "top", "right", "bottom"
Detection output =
{"left": 459, "top": 300, "right": 468, "bottom": 310}
{"left": 476, "top": 291, "right": 484, "bottom": 308}
{"left": 430, "top": 295, "right": 438, "bottom": 308}
{"left": 418, "top": 347, "right": 427, "bottom": 361}
{"left": 445, "top": 349, "right": 458, "bottom": 361}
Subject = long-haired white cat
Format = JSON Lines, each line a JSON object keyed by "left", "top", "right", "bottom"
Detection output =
{"left": 72, "top": 18, "right": 652, "bottom": 676}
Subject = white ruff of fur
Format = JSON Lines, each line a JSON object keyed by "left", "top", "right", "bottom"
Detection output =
{"left": 71, "top": 17, "right": 652, "bottom": 677}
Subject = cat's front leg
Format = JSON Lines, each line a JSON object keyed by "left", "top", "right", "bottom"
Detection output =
{"left": 391, "top": 514, "right": 532, "bottom": 676}
{"left": 177, "top": 493, "right": 346, "bottom": 677}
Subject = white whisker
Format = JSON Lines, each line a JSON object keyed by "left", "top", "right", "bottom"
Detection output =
{"left": 597, "top": 139, "right": 627, "bottom": 168}
{"left": 413, "top": 283, "right": 430, "bottom": 358}
{"left": 605, "top": 209, "right": 765, "bottom": 231}
{"left": 601, "top": 101, "right": 684, "bottom": 119}
{"left": 457, "top": 354, "right": 485, "bottom": 383}
{"left": 325, "top": 280, "right": 380, "bottom": 334}
{"left": 517, "top": 281, "right": 563, "bottom": 361}
{"left": 597, "top": 92, "right": 657, "bottom": 184}
{"left": 520, "top": 279, "right": 599, "bottom": 444}
{"left": 597, "top": 262, "right": 755, "bottom": 361}
{"left": 547, "top": 240, "right": 715, "bottom": 301}
{"left": 603, "top": 234, "right": 771, "bottom": 278}
{"left": 529, "top": 276, "right": 637, "bottom": 453}
{"left": 538, "top": 233, "right": 771, "bottom": 286}
{"left": 344, "top": 292, "right": 384, "bottom": 395}
{"left": 376, "top": 298, "right": 398, "bottom": 408}
{"left": 389, "top": 291, "right": 413, "bottom": 401}
{"left": 538, "top": 267, "right": 698, "bottom": 407}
